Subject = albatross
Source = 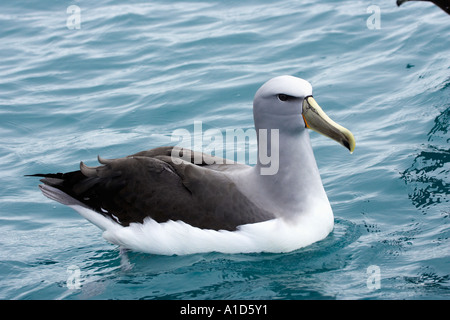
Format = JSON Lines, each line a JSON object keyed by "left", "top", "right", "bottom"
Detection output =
{"left": 397, "top": 0, "right": 450, "bottom": 15}
{"left": 30, "top": 75, "right": 355, "bottom": 255}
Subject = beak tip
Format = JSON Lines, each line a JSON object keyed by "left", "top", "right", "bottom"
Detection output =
{"left": 344, "top": 136, "right": 356, "bottom": 154}
{"left": 348, "top": 139, "right": 356, "bottom": 154}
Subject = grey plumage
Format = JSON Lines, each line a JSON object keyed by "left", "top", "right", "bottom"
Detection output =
{"left": 32, "top": 146, "right": 274, "bottom": 231}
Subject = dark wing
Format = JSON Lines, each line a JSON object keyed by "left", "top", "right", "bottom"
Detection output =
{"left": 433, "top": 0, "right": 450, "bottom": 14}
{"left": 397, "top": 0, "right": 450, "bottom": 15}
{"left": 33, "top": 147, "right": 273, "bottom": 231}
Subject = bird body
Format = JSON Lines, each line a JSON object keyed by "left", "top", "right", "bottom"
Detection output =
{"left": 31, "top": 76, "right": 355, "bottom": 255}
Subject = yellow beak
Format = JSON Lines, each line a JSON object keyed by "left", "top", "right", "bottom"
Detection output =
{"left": 302, "top": 96, "right": 356, "bottom": 153}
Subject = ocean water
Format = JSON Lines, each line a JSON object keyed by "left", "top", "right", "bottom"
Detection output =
{"left": 0, "top": 0, "right": 449, "bottom": 300}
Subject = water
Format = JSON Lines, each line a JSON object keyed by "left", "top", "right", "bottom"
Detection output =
{"left": 0, "top": 0, "right": 449, "bottom": 300}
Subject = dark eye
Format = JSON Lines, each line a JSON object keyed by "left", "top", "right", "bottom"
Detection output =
{"left": 277, "top": 94, "right": 293, "bottom": 102}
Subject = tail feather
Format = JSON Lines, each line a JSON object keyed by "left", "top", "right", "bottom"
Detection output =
{"left": 38, "top": 184, "right": 87, "bottom": 207}
{"left": 27, "top": 171, "right": 90, "bottom": 207}
{"left": 28, "top": 172, "right": 118, "bottom": 230}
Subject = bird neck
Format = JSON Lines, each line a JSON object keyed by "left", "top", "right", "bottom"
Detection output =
{"left": 250, "top": 128, "right": 331, "bottom": 218}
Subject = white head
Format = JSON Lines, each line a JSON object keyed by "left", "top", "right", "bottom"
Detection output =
{"left": 253, "top": 75, "right": 311, "bottom": 134}
{"left": 253, "top": 75, "right": 355, "bottom": 152}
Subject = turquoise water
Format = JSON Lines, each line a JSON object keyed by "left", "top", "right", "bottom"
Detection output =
{"left": 0, "top": 0, "right": 449, "bottom": 300}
